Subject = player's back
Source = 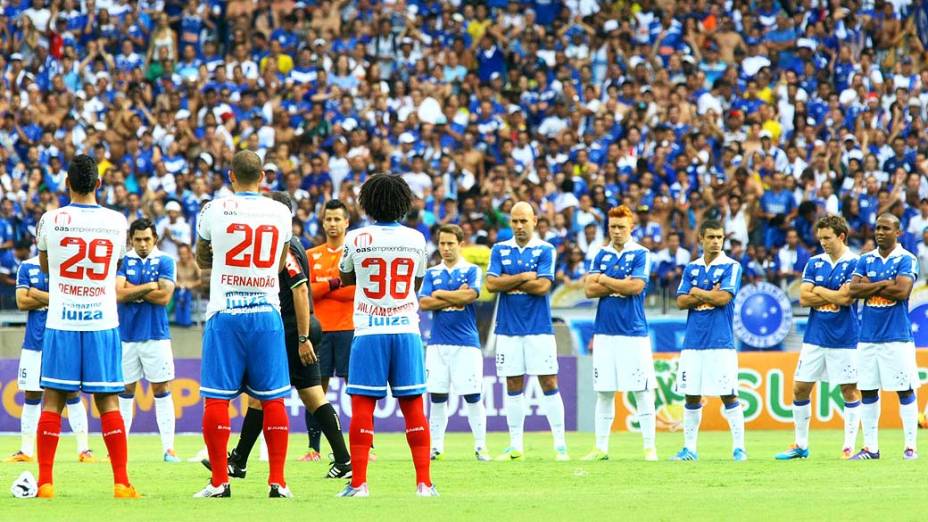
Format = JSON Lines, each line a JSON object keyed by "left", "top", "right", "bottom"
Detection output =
{"left": 197, "top": 193, "right": 292, "bottom": 319}
{"left": 37, "top": 204, "right": 128, "bottom": 332}
{"left": 340, "top": 223, "right": 427, "bottom": 337}
{"left": 17, "top": 256, "right": 48, "bottom": 350}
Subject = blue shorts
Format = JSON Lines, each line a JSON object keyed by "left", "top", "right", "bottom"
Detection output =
{"left": 347, "top": 333, "right": 426, "bottom": 398}
{"left": 200, "top": 309, "right": 290, "bottom": 400}
{"left": 41, "top": 328, "right": 124, "bottom": 394}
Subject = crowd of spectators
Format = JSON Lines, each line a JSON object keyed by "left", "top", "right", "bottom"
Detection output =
{"left": 2, "top": 0, "right": 928, "bottom": 310}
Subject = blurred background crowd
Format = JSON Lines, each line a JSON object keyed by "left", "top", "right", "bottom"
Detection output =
{"left": 2, "top": 0, "right": 928, "bottom": 313}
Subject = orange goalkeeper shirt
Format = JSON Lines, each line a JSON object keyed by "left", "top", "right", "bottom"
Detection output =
{"left": 308, "top": 243, "right": 355, "bottom": 332}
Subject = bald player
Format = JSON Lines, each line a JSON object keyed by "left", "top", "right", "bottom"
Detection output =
{"left": 486, "top": 202, "right": 568, "bottom": 461}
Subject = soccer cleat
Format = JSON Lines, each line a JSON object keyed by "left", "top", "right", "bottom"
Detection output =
{"left": 78, "top": 450, "right": 97, "bottom": 463}
{"left": 904, "top": 448, "right": 919, "bottom": 460}
{"left": 848, "top": 448, "right": 880, "bottom": 460}
{"left": 336, "top": 483, "right": 370, "bottom": 497}
{"left": 733, "top": 448, "right": 748, "bottom": 461}
{"left": 326, "top": 462, "right": 352, "bottom": 479}
{"left": 774, "top": 444, "right": 809, "bottom": 460}
{"left": 193, "top": 482, "right": 231, "bottom": 498}
{"left": 114, "top": 484, "right": 141, "bottom": 498}
{"left": 495, "top": 447, "right": 524, "bottom": 461}
{"left": 430, "top": 449, "right": 444, "bottom": 461}
{"left": 163, "top": 449, "right": 181, "bottom": 463}
{"left": 188, "top": 447, "right": 209, "bottom": 463}
{"left": 201, "top": 450, "right": 247, "bottom": 479}
{"left": 841, "top": 448, "right": 853, "bottom": 460}
{"left": 416, "top": 483, "right": 439, "bottom": 497}
{"left": 581, "top": 449, "right": 609, "bottom": 461}
{"left": 268, "top": 484, "right": 293, "bottom": 498}
{"left": 554, "top": 446, "right": 570, "bottom": 461}
{"left": 644, "top": 448, "right": 658, "bottom": 462}
{"left": 37, "top": 483, "right": 54, "bottom": 498}
{"left": 5, "top": 451, "right": 34, "bottom": 463}
{"left": 298, "top": 450, "right": 322, "bottom": 462}
{"left": 670, "top": 448, "right": 698, "bottom": 461}
{"left": 475, "top": 448, "right": 492, "bottom": 462}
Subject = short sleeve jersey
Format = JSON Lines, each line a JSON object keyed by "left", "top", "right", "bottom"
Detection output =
{"left": 853, "top": 245, "right": 918, "bottom": 343}
{"left": 676, "top": 252, "right": 743, "bottom": 350}
{"left": 589, "top": 241, "right": 651, "bottom": 337}
{"left": 16, "top": 257, "right": 48, "bottom": 350}
{"left": 802, "top": 250, "right": 859, "bottom": 349}
{"left": 487, "top": 238, "right": 556, "bottom": 336}
{"left": 419, "top": 260, "right": 482, "bottom": 348}
{"left": 117, "top": 248, "right": 176, "bottom": 342}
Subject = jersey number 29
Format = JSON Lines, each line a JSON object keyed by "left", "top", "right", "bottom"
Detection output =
{"left": 59, "top": 237, "right": 114, "bottom": 280}
{"left": 362, "top": 257, "right": 414, "bottom": 299}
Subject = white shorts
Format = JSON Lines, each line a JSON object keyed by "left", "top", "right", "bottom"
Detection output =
{"left": 794, "top": 344, "right": 858, "bottom": 385}
{"left": 675, "top": 349, "right": 739, "bottom": 397}
{"left": 426, "top": 344, "right": 484, "bottom": 396}
{"left": 17, "top": 349, "right": 42, "bottom": 392}
{"left": 592, "top": 335, "right": 657, "bottom": 392}
{"left": 495, "top": 334, "right": 558, "bottom": 377}
{"left": 857, "top": 341, "right": 921, "bottom": 392}
{"left": 122, "top": 339, "right": 175, "bottom": 384}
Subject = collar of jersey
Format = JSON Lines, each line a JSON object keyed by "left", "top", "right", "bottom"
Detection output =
{"left": 68, "top": 203, "right": 100, "bottom": 208}
{"left": 693, "top": 252, "right": 733, "bottom": 267}
{"left": 127, "top": 247, "right": 161, "bottom": 260}
{"left": 373, "top": 221, "right": 401, "bottom": 227}
{"left": 815, "top": 248, "right": 857, "bottom": 266}
{"left": 868, "top": 244, "right": 908, "bottom": 261}
{"left": 502, "top": 237, "right": 546, "bottom": 250}
{"left": 235, "top": 191, "right": 260, "bottom": 197}
{"left": 434, "top": 258, "right": 470, "bottom": 272}
{"left": 604, "top": 240, "right": 643, "bottom": 255}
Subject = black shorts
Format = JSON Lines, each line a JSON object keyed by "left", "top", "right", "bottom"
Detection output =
{"left": 318, "top": 330, "right": 353, "bottom": 378}
{"left": 284, "top": 317, "right": 324, "bottom": 390}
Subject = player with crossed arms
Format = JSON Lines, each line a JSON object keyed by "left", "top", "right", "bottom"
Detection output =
{"left": 24, "top": 154, "right": 138, "bottom": 498}
{"left": 336, "top": 174, "right": 435, "bottom": 497}
{"left": 194, "top": 151, "right": 294, "bottom": 498}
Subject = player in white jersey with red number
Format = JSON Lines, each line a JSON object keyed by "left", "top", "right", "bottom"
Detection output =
{"left": 194, "top": 150, "right": 294, "bottom": 498}
{"left": 336, "top": 174, "right": 435, "bottom": 498}
{"left": 24, "top": 154, "right": 138, "bottom": 499}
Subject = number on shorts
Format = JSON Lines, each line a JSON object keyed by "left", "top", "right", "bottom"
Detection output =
{"left": 361, "top": 257, "right": 415, "bottom": 299}
{"left": 225, "top": 223, "right": 280, "bottom": 268}
{"left": 59, "top": 237, "right": 114, "bottom": 280}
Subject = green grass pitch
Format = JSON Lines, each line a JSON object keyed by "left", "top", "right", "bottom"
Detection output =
{"left": 1, "top": 430, "right": 926, "bottom": 521}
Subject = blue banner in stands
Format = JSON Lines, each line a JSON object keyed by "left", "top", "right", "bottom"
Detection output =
{"left": 918, "top": 0, "right": 928, "bottom": 49}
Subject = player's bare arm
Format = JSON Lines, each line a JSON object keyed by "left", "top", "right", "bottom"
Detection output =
{"left": 339, "top": 269, "right": 356, "bottom": 286}
{"left": 143, "top": 278, "right": 176, "bottom": 306}
{"left": 676, "top": 293, "right": 704, "bottom": 309}
{"left": 415, "top": 276, "right": 424, "bottom": 292}
{"left": 431, "top": 286, "right": 478, "bottom": 305}
{"left": 876, "top": 274, "right": 915, "bottom": 301}
{"left": 799, "top": 282, "right": 830, "bottom": 307}
{"left": 486, "top": 272, "right": 534, "bottom": 293}
{"left": 810, "top": 283, "right": 854, "bottom": 306}
{"left": 848, "top": 275, "right": 890, "bottom": 299}
{"left": 195, "top": 239, "right": 212, "bottom": 269}
{"left": 292, "top": 281, "right": 318, "bottom": 366}
{"left": 689, "top": 284, "right": 734, "bottom": 307}
{"left": 25, "top": 286, "right": 49, "bottom": 306}
{"left": 115, "top": 276, "right": 159, "bottom": 303}
{"left": 419, "top": 295, "right": 451, "bottom": 311}
{"left": 595, "top": 274, "right": 646, "bottom": 297}
{"left": 583, "top": 274, "right": 612, "bottom": 298}
{"left": 519, "top": 276, "right": 552, "bottom": 296}
{"left": 39, "top": 250, "right": 48, "bottom": 274}
{"left": 15, "top": 287, "right": 46, "bottom": 311}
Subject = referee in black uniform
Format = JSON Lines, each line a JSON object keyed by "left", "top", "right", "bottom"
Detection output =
{"left": 204, "top": 192, "right": 351, "bottom": 479}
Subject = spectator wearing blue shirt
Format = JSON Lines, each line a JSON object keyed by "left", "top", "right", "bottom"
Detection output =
{"left": 759, "top": 173, "right": 797, "bottom": 249}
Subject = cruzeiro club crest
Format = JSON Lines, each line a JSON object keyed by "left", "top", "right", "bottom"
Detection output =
{"left": 734, "top": 282, "right": 792, "bottom": 349}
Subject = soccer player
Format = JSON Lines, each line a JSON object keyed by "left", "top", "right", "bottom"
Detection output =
{"left": 847, "top": 213, "right": 920, "bottom": 460}
{"left": 487, "top": 201, "right": 568, "bottom": 461}
{"left": 7, "top": 252, "right": 95, "bottom": 464}
{"left": 336, "top": 174, "right": 434, "bottom": 497}
{"left": 31, "top": 154, "right": 138, "bottom": 498}
{"left": 673, "top": 219, "right": 746, "bottom": 462}
{"left": 419, "top": 224, "right": 489, "bottom": 461}
{"left": 116, "top": 218, "right": 180, "bottom": 463}
{"left": 305, "top": 199, "right": 356, "bottom": 462}
{"left": 775, "top": 215, "right": 861, "bottom": 460}
{"left": 194, "top": 150, "right": 294, "bottom": 498}
{"left": 205, "top": 191, "right": 352, "bottom": 480}
{"left": 582, "top": 205, "right": 657, "bottom": 461}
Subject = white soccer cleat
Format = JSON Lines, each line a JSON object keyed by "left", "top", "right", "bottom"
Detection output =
{"left": 187, "top": 447, "right": 209, "bottom": 463}
{"left": 193, "top": 482, "right": 231, "bottom": 498}
{"left": 10, "top": 471, "right": 38, "bottom": 499}
{"left": 644, "top": 448, "right": 658, "bottom": 461}
{"left": 336, "top": 483, "right": 370, "bottom": 497}
{"left": 269, "top": 484, "right": 293, "bottom": 498}
{"left": 416, "top": 483, "right": 440, "bottom": 497}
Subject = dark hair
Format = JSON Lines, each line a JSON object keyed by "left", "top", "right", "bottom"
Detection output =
{"left": 67, "top": 154, "right": 99, "bottom": 194}
{"left": 129, "top": 218, "right": 157, "bottom": 239}
{"left": 13, "top": 238, "right": 31, "bottom": 250}
{"left": 698, "top": 219, "right": 724, "bottom": 237}
{"left": 264, "top": 191, "right": 294, "bottom": 213}
{"left": 358, "top": 174, "right": 413, "bottom": 223}
{"left": 437, "top": 224, "right": 464, "bottom": 242}
{"left": 231, "top": 150, "right": 262, "bottom": 184}
{"left": 323, "top": 198, "right": 349, "bottom": 219}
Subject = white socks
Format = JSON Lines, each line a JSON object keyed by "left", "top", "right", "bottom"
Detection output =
{"left": 843, "top": 400, "right": 860, "bottom": 450}
{"left": 594, "top": 392, "right": 615, "bottom": 453}
{"left": 683, "top": 405, "right": 702, "bottom": 452}
{"left": 66, "top": 397, "right": 90, "bottom": 453}
{"left": 505, "top": 392, "right": 525, "bottom": 452}
{"left": 541, "top": 390, "right": 567, "bottom": 449}
{"left": 792, "top": 400, "right": 812, "bottom": 449}
{"left": 154, "top": 392, "right": 176, "bottom": 453}
{"left": 634, "top": 390, "right": 656, "bottom": 450}
{"left": 900, "top": 396, "right": 918, "bottom": 451}
{"left": 20, "top": 400, "right": 41, "bottom": 456}
{"left": 464, "top": 400, "right": 487, "bottom": 450}
{"left": 118, "top": 395, "right": 135, "bottom": 435}
{"left": 722, "top": 402, "right": 745, "bottom": 451}
{"left": 428, "top": 400, "right": 449, "bottom": 453}
{"left": 861, "top": 397, "right": 880, "bottom": 452}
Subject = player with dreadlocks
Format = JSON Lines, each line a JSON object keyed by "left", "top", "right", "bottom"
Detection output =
{"left": 336, "top": 174, "right": 436, "bottom": 497}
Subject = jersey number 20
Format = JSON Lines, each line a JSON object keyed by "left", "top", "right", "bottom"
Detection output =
{"left": 225, "top": 223, "right": 280, "bottom": 269}
{"left": 362, "top": 257, "right": 414, "bottom": 299}
{"left": 59, "top": 237, "right": 114, "bottom": 280}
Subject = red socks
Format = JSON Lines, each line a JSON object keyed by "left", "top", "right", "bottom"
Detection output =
{"left": 261, "top": 399, "right": 289, "bottom": 487}
{"left": 203, "top": 398, "right": 231, "bottom": 486}
{"left": 101, "top": 410, "right": 130, "bottom": 485}
{"left": 349, "top": 395, "right": 376, "bottom": 488}
{"left": 399, "top": 395, "right": 432, "bottom": 487}
{"left": 37, "top": 411, "right": 61, "bottom": 486}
